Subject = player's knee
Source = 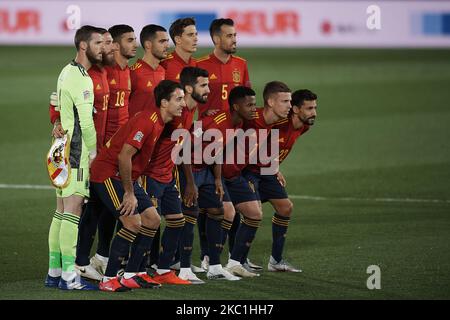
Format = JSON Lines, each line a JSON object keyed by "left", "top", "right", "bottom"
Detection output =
{"left": 120, "top": 215, "right": 141, "bottom": 233}
{"left": 207, "top": 207, "right": 224, "bottom": 221}
{"left": 276, "top": 199, "right": 293, "bottom": 217}
{"left": 223, "top": 202, "right": 236, "bottom": 221}
{"left": 238, "top": 202, "right": 262, "bottom": 220}
{"left": 140, "top": 207, "right": 161, "bottom": 229}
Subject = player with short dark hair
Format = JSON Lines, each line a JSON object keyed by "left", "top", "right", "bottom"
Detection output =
{"left": 243, "top": 89, "right": 317, "bottom": 273}
{"left": 45, "top": 25, "right": 102, "bottom": 290}
{"left": 48, "top": 28, "right": 116, "bottom": 282}
{"left": 222, "top": 82, "right": 292, "bottom": 276}
{"left": 161, "top": 17, "right": 197, "bottom": 81}
{"left": 129, "top": 24, "right": 169, "bottom": 117}
{"left": 90, "top": 80, "right": 185, "bottom": 292}
{"left": 142, "top": 67, "right": 210, "bottom": 285}
{"left": 197, "top": 18, "right": 251, "bottom": 118}
{"left": 104, "top": 24, "right": 137, "bottom": 142}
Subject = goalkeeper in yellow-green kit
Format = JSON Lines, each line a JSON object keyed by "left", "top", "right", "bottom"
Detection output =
{"left": 45, "top": 25, "right": 103, "bottom": 290}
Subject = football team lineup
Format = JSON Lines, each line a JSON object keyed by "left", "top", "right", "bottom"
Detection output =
{"left": 1, "top": 10, "right": 449, "bottom": 301}
{"left": 43, "top": 19, "right": 317, "bottom": 292}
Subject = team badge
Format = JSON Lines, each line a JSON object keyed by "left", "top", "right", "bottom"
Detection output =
{"left": 46, "top": 134, "right": 71, "bottom": 188}
{"left": 232, "top": 70, "right": 241, "bottom": 83}
{"left": 133, "top": 131, "right": 144, "bottom": 142}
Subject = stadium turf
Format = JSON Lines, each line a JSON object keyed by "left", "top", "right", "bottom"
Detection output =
{"left": 0, "top": 47, "right": 449, "bottom": 300}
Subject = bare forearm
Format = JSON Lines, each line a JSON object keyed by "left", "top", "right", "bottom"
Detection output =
{"left": 118, "top": 154, "right": 134, "bottom": 194}
{"left": 182, "top": 164, "right": 195, "bottom": 183}
{"left": 212, "top": 164, "right": 222, "bottom": 181}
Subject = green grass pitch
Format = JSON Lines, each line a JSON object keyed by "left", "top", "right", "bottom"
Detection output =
{"left": 0, "top": 46, "right": 449, "bottom": 300}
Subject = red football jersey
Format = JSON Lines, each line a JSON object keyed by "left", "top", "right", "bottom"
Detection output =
{"left": 222, "top": 108, "right": 273, "bottom": 178}
{"left": 104, "top": 64, "right": 131, "bottom": 142}
{"left": 160, "top": 51, "right": 196, "bottom": 82}
{"left": 248, "top": 116, "right": 310, "bottom": 174}
{"left": 196, "top": 53, "right": 251, "bottom": 118}
{"left": 49, "top": 64, "right": 109, "bottom": 153}
{"left": 88, "top": 65, "right": 109, "bottom": 151}
{"left": 192, "top": 111, "right": 243, "bottom": 174}
{"left": 90, "top": 110, "right": 165, "bottom": 183}
{"left": 129, "top": 59, "right": 165, "bottom": 117}
{"left": 143, "top": 106, "right": 196, "bottom": 183}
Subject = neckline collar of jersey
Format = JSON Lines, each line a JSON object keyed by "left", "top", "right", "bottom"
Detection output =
{"left": 210, "top": 52, "right": 233, "bottom": 65}
{"left": 71, "top": 59, "right": 87, "bottom": 71}
{"left": 172, "top": 50, "right": 194, "bottom": 66}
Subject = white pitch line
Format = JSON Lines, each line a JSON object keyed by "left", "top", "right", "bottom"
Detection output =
{"left": 1, "top": 183, "right": 449, "bottom": 204}
{"left": 0, "top": 184, "right": 52, "bottom": 190}
{"left": 289, "top": 195, "right": 450, "bottom": 204}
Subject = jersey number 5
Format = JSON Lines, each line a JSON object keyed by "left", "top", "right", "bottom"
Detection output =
{"left": 221, "top": 84, "right": 228, "bottom": 100}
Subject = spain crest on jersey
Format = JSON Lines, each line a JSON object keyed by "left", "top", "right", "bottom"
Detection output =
{"left": 232, "top": 70, "right": 241, "bottom": 83}
{"left": 46, "top": 134, "right": 71, "bottom": 188}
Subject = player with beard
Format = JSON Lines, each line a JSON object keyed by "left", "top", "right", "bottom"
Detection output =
{"left": 104, "top": 24, "right": 137, "bottom": 142}
{"left": 45, "top": 25, "right": 102, "bottom": 290}
{"left": 242, "top": 89, "right": 318, "bottom": 273}
{"left": 48, "top": 29, "right": 117, "bottom": 281}
{"left": 196, "top": 18, "right": 257, "bottom": 272}
{"left": 129, "top": 24, "right": 169, "bottom": 117}
{"left": 196, "top": 18, "right": 251, "bottom": 118}
{"left": 160, "top": 17, "right": 198, "bottom": 82}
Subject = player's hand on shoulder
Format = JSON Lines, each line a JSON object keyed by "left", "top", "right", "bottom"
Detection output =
{"left": 203, "top": 109, "right": 220, "bottom": 117}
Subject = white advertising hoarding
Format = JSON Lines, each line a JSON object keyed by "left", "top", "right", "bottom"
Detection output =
{"left": 1, "top": 1, "right": 450, "bottom": 47}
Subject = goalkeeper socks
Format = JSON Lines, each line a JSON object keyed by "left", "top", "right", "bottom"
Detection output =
{"left": 206, "top": 212, "right": 224, "bottom": 265}
{"left": 197, "top": 208, "right": 208, "bottom": 260}
{"left": 220, "top": 218, "right": 233, "bottom": 254}
{"left": 96, "top": 207, "right": 116, "bottom": 258}
{"left": 230, "top": 216, "right": 261, "bottom": 263}
{"left": 126, "top": 226, "right": 157, "bottom": 273}
{"left": 48, "top": 211, "right": 63, "bottom": 277}
{"left": 158, "top": 217, "right": 185, "bottom": 269}
{"left": 272, "top": 213, "right": 290, "bottom": 262}
{"left": 179, "top": 213, "right": 197, "bottom": 268}
{"left": 59, "top": 212, "right": 80, "bottom": 281}
{"left": 105, "top": 227, "right": 136, "bottom": 277}
{"left": 75, "top": 202, "right": 99, "bottom": 266}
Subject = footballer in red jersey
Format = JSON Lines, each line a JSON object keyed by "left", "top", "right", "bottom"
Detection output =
{"left": 104, "top": 25, "right": 137, "bottom": 142}
{"left": 141, "top": 67, "right": 209, "bottom": 284}
{"left": 160, "top": 17, "right": 197, "bottom": 82}
{"left": 216, "top": 82, "right": 292, "bottom": 275}
{"left": 89, "top": 80, "right": 186, "bottom": 291}
{"left": 242, "top": 89, "right": 318, "bottom": 273}
{"left": 196, "top": 18, "right": 251, "bottom": 118}
{"left": 129, "top": 25, "right": 169, "bottom": 117}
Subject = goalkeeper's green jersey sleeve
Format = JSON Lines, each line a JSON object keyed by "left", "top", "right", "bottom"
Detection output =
{"left": 57, "top": 60, "right": 97, "bottom": 169}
